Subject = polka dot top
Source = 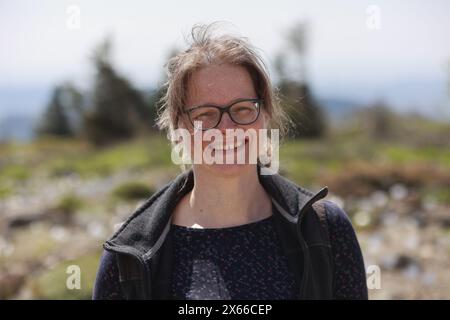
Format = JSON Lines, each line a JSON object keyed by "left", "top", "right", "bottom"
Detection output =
{"left": 170, "top": 214, "right": 299, "bottom": 300}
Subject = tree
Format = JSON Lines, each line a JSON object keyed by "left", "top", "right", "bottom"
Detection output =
{"left": 146, "top": 87, "right": 165, "bottom": 130}
{"left": 364, "top": 101, "right": 395, "bottom": 140}
{"left": 83, "top": 37, "right": 152, "bottom": 146}
{"left": 274, "top": 21, "right": 326, "bottom": 139}
{"left": 277, "top": 80, "right": 326, "bottom": 138}
{"left": 35, "top": 81, "right": 85, "bottom": 138}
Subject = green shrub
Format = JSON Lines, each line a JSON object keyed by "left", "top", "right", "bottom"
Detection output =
{"left": 56, "top": 193, "right": 84, "bottom": 214}
{"left": 112, "top": 181, "right": 154, "bottom": 201}
{"left": 0, "top": 165, "right": 30, "bottom": 182}
{"left": 0, "top": 184, "right": 12, "bottom": 199}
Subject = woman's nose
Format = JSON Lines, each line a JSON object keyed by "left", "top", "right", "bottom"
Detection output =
{"left": 216, "top": 112, "right": 237, "bottom": 131}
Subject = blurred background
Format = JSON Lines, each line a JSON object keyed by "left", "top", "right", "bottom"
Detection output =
{"left": 1, "top": 0, "right": 449, "bottom": 299}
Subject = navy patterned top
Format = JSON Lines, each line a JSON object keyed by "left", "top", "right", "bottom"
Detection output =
{"left": 93, "top": 203, "right": 368, "bottom": 300}
{"left": 171, "top": 214, "right": 298, "bottom": 299}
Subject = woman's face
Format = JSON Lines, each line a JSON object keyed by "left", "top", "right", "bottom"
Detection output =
{"left": 182, "top": 63, "right": 268, "bottom": 177}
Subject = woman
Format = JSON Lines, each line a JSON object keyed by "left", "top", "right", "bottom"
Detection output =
{"left": 93, "top": 24, "right": 368, "bottom": 300}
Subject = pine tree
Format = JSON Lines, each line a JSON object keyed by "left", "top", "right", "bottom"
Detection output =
{"left": 84, "top": 38, "right": 151, "bottom": 146}
{"left": 36, "top": 86, "right": 73, "bottom": 137}
{"left": 274, "top": 21, "right": 326, "bottom": 139}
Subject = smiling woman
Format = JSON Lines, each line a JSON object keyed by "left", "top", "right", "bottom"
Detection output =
{"left": 92, "top": 22, "right": 368, "bottom": 300}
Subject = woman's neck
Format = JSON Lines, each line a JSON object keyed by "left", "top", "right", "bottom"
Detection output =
{"left": 174, "top": 166, "right": 273, "bottom": 228}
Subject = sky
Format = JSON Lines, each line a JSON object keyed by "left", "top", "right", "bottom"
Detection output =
{"left": 0, "top": 0, "right": 449, "bottom": 120}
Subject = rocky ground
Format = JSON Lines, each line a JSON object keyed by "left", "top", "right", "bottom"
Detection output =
{"left": 0, "top": 168, "right": 177, "bottom": 299}
{"left": 328, "top": 187, "right": 450, "bottom": 299}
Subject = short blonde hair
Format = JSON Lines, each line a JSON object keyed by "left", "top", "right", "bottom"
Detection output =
{"left": 157, "top": 23, "right": 289, "bottom": 141}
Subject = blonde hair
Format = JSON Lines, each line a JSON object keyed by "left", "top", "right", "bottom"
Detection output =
{"left": 157, "top": 23, "right": 289, "bottom": 141}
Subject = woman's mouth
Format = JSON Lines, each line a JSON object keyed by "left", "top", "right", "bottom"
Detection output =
{"left": 211, "top": 139, "right": 246, "bottom": 151}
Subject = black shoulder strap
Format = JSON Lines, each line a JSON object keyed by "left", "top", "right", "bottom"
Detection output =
{"left": 115, "top": 253, "right": 147, "bottom": 300}
{"left": 311, "top": 200, "right": 330, "bottom": 246}
{"left": 311, "top": 200, "right": 335, "bottom": 296}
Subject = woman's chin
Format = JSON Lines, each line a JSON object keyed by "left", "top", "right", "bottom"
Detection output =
{"left": 194, "top": 149, "right": 250, "bottom": 174}
{"left": 205, "top": 140, "right": 255, "bottom": 176}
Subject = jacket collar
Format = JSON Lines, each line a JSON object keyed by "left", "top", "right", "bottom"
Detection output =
{"left": 104, "top": 167, "right": 328, "bottom": 260}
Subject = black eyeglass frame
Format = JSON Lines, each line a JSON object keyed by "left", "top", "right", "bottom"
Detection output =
{"left": 183, "top": 98, "right": 263, "bottom": 131}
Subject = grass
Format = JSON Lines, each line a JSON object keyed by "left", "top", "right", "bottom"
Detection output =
{"left": 381, "top": 145, "right": 450, "bottom": 169}
{"left": 29, "top": 251, "right": 102, "bottom": 299}
{"left": 0, "top": 135, "right": 174, "bottom": 183}
{"left": 0, "top": 184, "right": 12, "bottom": 199}
{"left": 112, "top": 181, "right": 155, "bottom": 201}
{"left": 421, "top": 188, "right": 450, "bottom": 205}
{"left": 56, "top": 193, "right": 85, "bottom": 214}
{"left": 0, "top": 165, "right": 31, "bottom": 182}
{"left": 1, "top": 132, "right": 449, "bottom": 197}
{"left": 46, "top": 136, "right": 173, "bottom": 178}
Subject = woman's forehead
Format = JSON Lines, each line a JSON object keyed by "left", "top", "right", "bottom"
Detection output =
{"left": 185, "top": 64, "right": 257, "bottom": 107}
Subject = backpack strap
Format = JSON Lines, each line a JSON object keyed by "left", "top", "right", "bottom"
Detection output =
{"left": 115, "top": 253, "right": 147, "bottom": 300}
{"left": 311, "top": 200, "right": 335, "bottom": 295}
{"left": 311, "top": 200, "right": 331, "bottom": 246}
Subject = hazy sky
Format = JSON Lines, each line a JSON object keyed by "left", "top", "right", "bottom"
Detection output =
{"left": 1, "top": 0, "right": 449, "bottom": 117}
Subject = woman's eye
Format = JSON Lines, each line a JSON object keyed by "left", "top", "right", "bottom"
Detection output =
{"left": 234, "top": 107, "right": 251, "bottom": 113}
{"left": 193, "top": 111, "right": 214, "bottom": 119}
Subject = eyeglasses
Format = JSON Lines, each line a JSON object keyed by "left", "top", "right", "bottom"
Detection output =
{"left": 183, "top": 98, "right": 263, "bottom": 131}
